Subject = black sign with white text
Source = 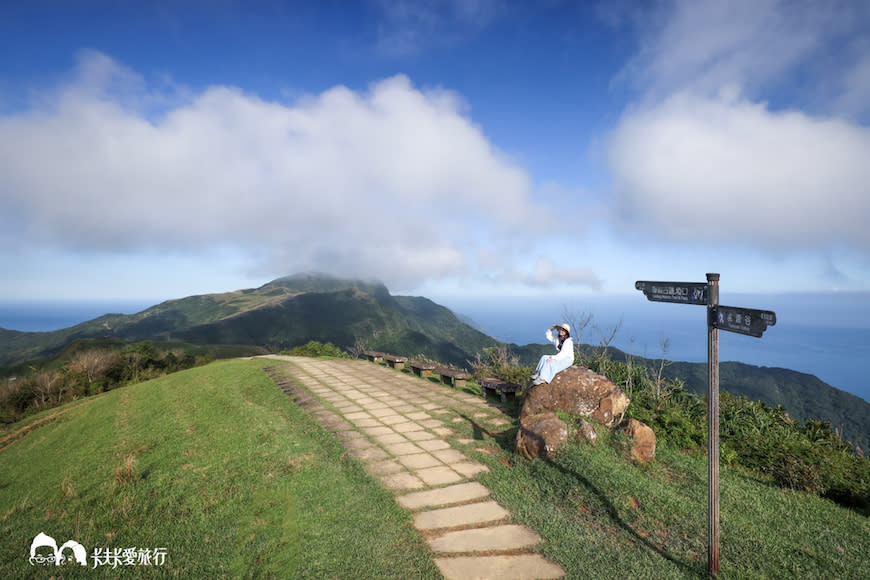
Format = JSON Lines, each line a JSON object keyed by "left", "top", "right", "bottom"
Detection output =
{"left": 712, "top": 305, "right": 777, "bottom": 338}
{"left": 635, "top": 281, "right": 708, "bottom": 305}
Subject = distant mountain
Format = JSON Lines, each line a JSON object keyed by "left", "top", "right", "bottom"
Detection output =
{"left": 0, "top": 273, "right": 499, "bottom": 368}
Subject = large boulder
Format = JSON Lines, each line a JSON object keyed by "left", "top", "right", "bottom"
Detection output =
{"left": 625, "top": 419, "right": 656, "bottom": 462}
{"left": 521, "top": 366, "right": 630, "bottom": 427}
{"left": 516, "top": 412, "right": 568, "bottom": 459}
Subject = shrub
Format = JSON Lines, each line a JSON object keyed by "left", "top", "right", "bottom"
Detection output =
{"left": 286, "top": 341, "right": 352, "bottom": 359}
{"left": 469, "top": 345, "right": 532, "bottom": 385}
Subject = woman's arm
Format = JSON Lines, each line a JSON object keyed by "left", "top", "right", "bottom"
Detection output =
{"left": 545, "top": 328, "right": 558, "bottom": 346}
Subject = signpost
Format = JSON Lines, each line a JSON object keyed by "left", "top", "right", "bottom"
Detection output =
{"left": 713, "top": 305, "right": 777, "bottom": 338}
{"left": 636, "top": 273, "right": 776, "bottom": 576}
{"left": 635, "top": 281, "right": 708, "bottom": 305}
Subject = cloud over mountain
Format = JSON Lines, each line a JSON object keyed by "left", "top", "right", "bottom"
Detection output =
{"left": 0, "top": 51, "right": 566, "bottom": 289}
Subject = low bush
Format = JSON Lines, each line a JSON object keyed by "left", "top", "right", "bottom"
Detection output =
{"left": 469, "top": 345, "right": 533, "bottom": 385}
{"left": 285, "top": 341, "right": 352, "bottom": 359}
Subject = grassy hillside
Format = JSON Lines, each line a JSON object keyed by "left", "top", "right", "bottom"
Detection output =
{"left": 2, "top": 358, "right": 867, "bottom": 578}
{"left": 472, "top": 425, "right": 869, "bottom": 578}
{"left": 0, "top": 359, "right": 438, "bottom": 578}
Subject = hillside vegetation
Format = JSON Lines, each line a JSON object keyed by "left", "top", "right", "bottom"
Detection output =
{"left": 1, "top": 273, "right": 867, "bottom": 452}
{"left": 1, "top": 357, "right": 867, "bottom": 578}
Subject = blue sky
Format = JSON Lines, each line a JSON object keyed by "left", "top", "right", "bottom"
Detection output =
{"left": 2, "top": 0, "right": 870, "bottom": 303}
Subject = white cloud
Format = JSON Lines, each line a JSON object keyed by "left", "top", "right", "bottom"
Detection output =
{"left": 606, "top": 0, "right": 870, "bottom": 257}
{"left": 608, "top": 92, "right": 870, "bottom": 250}
{"left": 472, "top": 251, "right": 603, "bottom": 291}
{"left": 618, "top": 0, "right": 825, "bottom": 100}
{"left": 0, "top": 51, "right": 560, "bottom": 290}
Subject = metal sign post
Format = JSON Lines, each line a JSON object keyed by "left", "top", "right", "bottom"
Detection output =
{"left": 636, "top": 273, "right": 775, "bottom": 577}
{"left": 706, "top": 273, "right": 720, "bottom": 575}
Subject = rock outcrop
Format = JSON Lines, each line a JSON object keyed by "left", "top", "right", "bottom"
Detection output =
{"left": 624, "top": 419, "right": 656, "bottom": 462}
{"left": 577, "top": 418, "right": 598, "bottom": 443}
{"left": 520, "top": 366, "right": 630, "bottom": 427}
{"left": 516, "top": 412, "right": 568, "bottom": 459}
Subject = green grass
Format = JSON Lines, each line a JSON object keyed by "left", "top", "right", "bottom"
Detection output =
{"left": 445, "top": 416, "right": 870, "bottom": 579}
{"left": 0, "top": 359, "right": 439, "bottom": 578}
{"left": 4, "top": 357, "right": 868, "bottom": 579}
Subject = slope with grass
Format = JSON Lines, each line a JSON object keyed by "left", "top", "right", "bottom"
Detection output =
{"left": 0, "top": 359, "right": 439, "bottom": 578}
{"left": 2, "top": 356, "right": 868, "bottom": 578}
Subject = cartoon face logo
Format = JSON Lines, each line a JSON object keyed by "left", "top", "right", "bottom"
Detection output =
{"left": 29, "top": 532, "right": 87, "bottom": 566}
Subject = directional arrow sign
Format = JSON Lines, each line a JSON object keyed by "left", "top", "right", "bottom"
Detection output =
{"left": 635, "top": 281, "right": 708, "bottom": 305}
{"left": 713, "top": 305, "right": 777, "bottom": 338}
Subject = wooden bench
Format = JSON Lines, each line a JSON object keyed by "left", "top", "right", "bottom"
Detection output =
{"left": 435, "top": 367, "right": 471, "bottom": 388}
{"left": 363, "top": 350, "right": 384, "bottom": 363}
{"left": 409, "top": 360, "right": 437, "bottom": 377}
{"left": 384, "top": 354, "right": 407, "bottom": 369}
{"left": 478, "top": 377, "right": 522, "bottom": 403}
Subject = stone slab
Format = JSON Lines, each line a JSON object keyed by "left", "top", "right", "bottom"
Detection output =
{"left": 380, "top": 472, "right": 426, "bottom": 491}
{"left": 367, "top": 459, "right": 404, "bottom": 475}
{"left": 413, "top": 501, "right": 510, "bottom": 530}
{"left": 404, "top": 430, "right": 437, "bottom": 441}
{"left": 431, "top": 449, "right": 468, "bottom": 464}
{"left": 373, "top": 433, "right": 407, "bottom": 446}
{"left": 349, "top": 447, "right": 389, "bottom": 461}
{"left": 433, "top": 555, "right": 565, "bottom": 580}
{"left": 417, "top": 439, "right": 452, "bottom": 451}
{"left": 428, "top": 525, "right": 542, "bottom": 553}
{"left": 397, "top": 453, "right": 442, "bottom": 470}
{"left": 415, "top": 466, "right": 463, "bottom": 486}
{"left": 452, "top": 461, "right": 490, "bottom": 477}
{"left": 362, "top": 426, "right": 394, "bottom": 436}
{"left": 397, "top": 482, "right": 491, "bottom": 510}
{"left": 384, "top": 442, "right": 424, "bottom": 456}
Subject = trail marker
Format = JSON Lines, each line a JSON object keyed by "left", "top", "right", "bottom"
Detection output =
{"left": 636, "top": 273, "right": 776, "bottom": 576}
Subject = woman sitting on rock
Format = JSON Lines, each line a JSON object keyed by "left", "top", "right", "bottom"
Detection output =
{"left": 530, "top": 323, "right": 574, "bottom": 386}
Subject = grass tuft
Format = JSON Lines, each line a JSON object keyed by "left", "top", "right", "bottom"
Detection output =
{"left": 113, "top": 455, "right": 137, "bottom": 486}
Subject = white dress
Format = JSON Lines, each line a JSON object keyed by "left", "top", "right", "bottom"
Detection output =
{"left": 533, "top": 329, "right": 574, "bottom": 384}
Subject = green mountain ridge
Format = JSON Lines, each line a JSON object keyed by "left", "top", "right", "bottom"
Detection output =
{"left": 0, "top": 273, "right": 500, "bottom": 369}
{"left": 1, "top": 273, "right": 867, "bottom": 450}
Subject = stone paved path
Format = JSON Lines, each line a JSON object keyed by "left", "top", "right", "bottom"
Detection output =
{"left": 262, "top": 355, "right": 565, "bottom": 580}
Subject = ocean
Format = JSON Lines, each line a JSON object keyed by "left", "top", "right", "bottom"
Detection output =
{"left": 1, "top": 293, "right": 868, "bottom": 404}
{"left": 0, "top": 301, "right": 154, "bottom": 333}
{"left": 432, "top": 292, "right": 870, "bottom": 405}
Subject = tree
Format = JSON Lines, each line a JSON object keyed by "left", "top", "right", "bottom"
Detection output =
{"left": 593, "top": 317, "right": 623, "bottom": 374}
{"left": 561, "top": 307, "right": 593, "bottom": 364}
{"left": 31, "top": 369, "right": 63, "bottom": 406}
{"left": 68, "top": 350, "right": 118, "bottom": 394}
{"left": 652, "top": 336, "right": 675, "bottom": 409}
